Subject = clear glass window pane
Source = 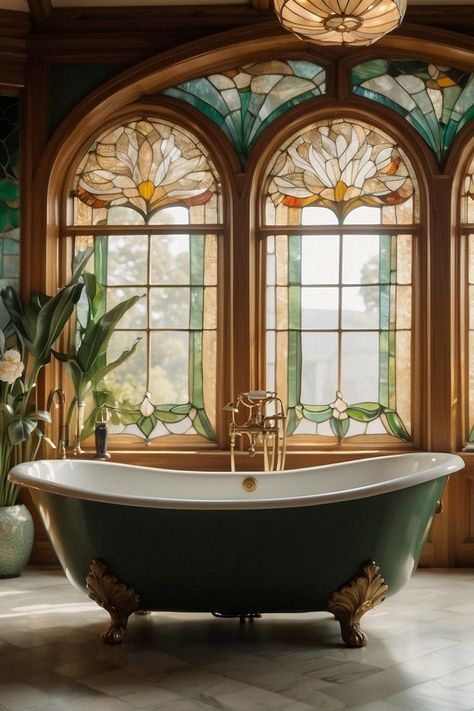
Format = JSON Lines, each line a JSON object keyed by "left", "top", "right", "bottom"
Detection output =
{"left": 150, "top": 287, "right": 190, "bottom": 329}
{"left": 342, "top": 235, "right": 380, "bottom": 284}
{"left": 341, "top": 287, "right": 380, "bottom": 329}
{"left": 341, "top": 332, "right": 380, "bottom": 402}
{"left": 301, "top": 287, "right": 339, "bottom": 329}
{"left": 150, "top": 331, "right": 189, "bottom": 404}
{"left": 106, "top": 287, "right": 147, "bottom": 329}
{"left": 343, "top": 206, "right": 381, "bottom": 225}
{"left": 301, "top": 332, "right": 338, "bottom": 403}
{"left": 301, "top": 235, "right": 340, "bottom": 284}
{"left": 106, "top": 234, "right": 148, "bottom": 285}
{"left": 150, "top": 235, "right": 190, "bottom": 285}
{"left": 104, "top": 330, "right": 147, "bottom": 401}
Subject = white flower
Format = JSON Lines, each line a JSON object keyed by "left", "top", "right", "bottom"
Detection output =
{"left": 330, "top": 391, "right": 348, "bottom": 420}
{"left": 3, "top": 349, "right": 22, "bottom": 363}
{"left": 0, "top": 352, "right": 24, "bottom": 384}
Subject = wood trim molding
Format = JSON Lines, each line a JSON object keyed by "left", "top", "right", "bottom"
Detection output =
{"left": 0, "top": 11, "right": 28, "bottom": 90}
{"left": 27, "top": 0, "right": 52, "bottom": 28}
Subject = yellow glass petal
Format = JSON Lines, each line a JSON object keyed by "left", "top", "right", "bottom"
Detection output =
{"left": 335, "top": 180, "right": 348, "bottom": 202}
{"left": 138, "top": 180, "right": 155, "bottom": 201}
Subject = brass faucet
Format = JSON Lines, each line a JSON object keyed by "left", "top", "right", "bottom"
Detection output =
{"left": 224, "top": 391, "right": 287, "bottom": 472}
{"left": 47, "top": 388, "right": 67, "bottom": 459}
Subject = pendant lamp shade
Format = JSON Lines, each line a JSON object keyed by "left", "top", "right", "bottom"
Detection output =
{"left": 274, "top": 0, "right": 407, "bottom": 46}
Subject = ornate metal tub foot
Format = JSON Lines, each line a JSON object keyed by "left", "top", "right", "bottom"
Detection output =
{"left": 327, "top": 561, "right": 388, "bottom": 648}
{"left": 86, "top": 559, "right": 140, "bottom": 644}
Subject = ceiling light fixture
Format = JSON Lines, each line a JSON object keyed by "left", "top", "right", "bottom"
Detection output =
{"left": 274, "top": 0, "right": 407, "bottom": 46}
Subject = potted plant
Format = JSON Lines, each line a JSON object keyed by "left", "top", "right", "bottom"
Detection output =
{"left": 0, "top": 253, "right": 89, "bottom": 577}
{"left": 55, "top": 271, "right": 141, "bottom": 453}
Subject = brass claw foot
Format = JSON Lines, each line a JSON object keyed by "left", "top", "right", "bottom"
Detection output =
{"left": 327, "top": 561, "right": 388, "bottom": 648}
{"left": 86, "top": 559, "right": 140, "bottom": 644}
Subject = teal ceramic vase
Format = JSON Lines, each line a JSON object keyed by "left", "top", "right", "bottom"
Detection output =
{"left": 0, "top": 504, "right": 34, "bottom": 578}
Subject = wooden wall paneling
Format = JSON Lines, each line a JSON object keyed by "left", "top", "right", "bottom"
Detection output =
{"left": 0, "top": 10, "right": 28, "bottom": 92}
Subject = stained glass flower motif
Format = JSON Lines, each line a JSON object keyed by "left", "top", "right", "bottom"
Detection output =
{"left": 73, "top": 119, "right": 218, "bottom": 220}
{"left": 163, "top": 60, "right": 326, "bottom": 167}
{"left": 352, "top": 60, "right": 474, "bottom": 164}
{"left": 267, "top": 119, "right": 414, "bottom": 221}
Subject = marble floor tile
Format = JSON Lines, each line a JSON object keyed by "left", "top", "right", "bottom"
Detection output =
{"left": 0, "top": 567, "right": 473, "bottom": 710}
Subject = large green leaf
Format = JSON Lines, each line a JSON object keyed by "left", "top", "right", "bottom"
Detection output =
{"left": 88, "top": 339, "right": 141, "bottom": 388}
{"left": 138, "top": 415, "right": 156, "bottom": 439}
{"left": 329, "top": 416, "right": 350, "bottom": 441}
{"left": 8, "top": 418, "right": 37, "bottom": 445}
{"left": 28, "top": 409, "right": 52, "bottom": 423}
{"left": 346, "top": 402, "right": 383, "bottom": 422}
{"left": 71, "top": 247, "right": 94, "bottom": 284}
{"left": 286, "top": 407, "right": 298, "bottom": 435}
{"left": 1, "top": 286, "right": 29, "bottom": 343}
{"left": 76, "top": 295, "right": 141, "bottom": 372}
{"left": 117, "top": 407, "right": 141, "bottom": 426}
{"left": 381, "top": 409, "right": 411, "bottom": 441}
{"left": 155, "top": 409, "right": 187, "bottom": 424}
{"left": 194, "top": 409, "right": 216, "bottom": 440}
{"left": 0, "top": 402, "right": 14, "bottom": 417}
{"left": 33, "top": 283, "right": 84, "bottom": 364}
{"left": 302, "top": 405, "right": 333, "bottom": 423}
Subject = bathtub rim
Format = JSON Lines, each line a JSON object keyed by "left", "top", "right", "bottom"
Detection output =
{"left": 8, "top": 452, "right": 465, "bottom": 510}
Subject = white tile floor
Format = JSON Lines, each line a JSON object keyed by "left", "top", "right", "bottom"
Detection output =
{"left": 0, "top": 567, "right": 473, "bottom": 710}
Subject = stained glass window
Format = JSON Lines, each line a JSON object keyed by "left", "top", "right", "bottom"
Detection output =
{"left": 70, "top": 118, "right": 222, "bottom": 442}
{"left": 352, "top": 60, "right": 474, "bottom": 164}
{"left": 263, "top": 118, "right": 417, "bottom": 442}
{"left": 163, "top": 60, "right": 326, "bottom": 167}
{"left": 0, "top": 97, "right": 20, "bottom": 327}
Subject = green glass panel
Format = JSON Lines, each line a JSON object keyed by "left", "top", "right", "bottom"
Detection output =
{"left": 379, "top": 332, "right": 389, "bottom": 407}
{"left": 379, "top": 234, "right": 391, "bottom": 284}
{"left": 352, "top": 60, "right": 474, "bottom": 164}
{"left": 380, "top": 285, "right": 390, "bottom": 330}
{"left": 191, "top": 234, "right": 204, "bottom": 285}
{"left": 190, "top": 287, "right": 203, "bottom": 330}
{"left": 288, "top": 234, "right": 301, "bottom": 284}
{"left": 94, "top": 235, "right": 108, "bottom": 303}
{"left": 3, "top": 237, "right": 19, "bottom": 254}
{"left": 190, "top": 330, "right": 204, "bottom": 410}
{"left": 288, "top": 286, "right": 301, "bottom": 330}
{"left": 190, "top": 233, "right": 204, "bottom": 367}
{"left": 163, "top": 61, "right": 325, "bottom": 167}
{"left": 388, "top": 331, "right": 396, "bottom": 406}
{"left": 288, "top": 330, "right": 301, "bottom": 409}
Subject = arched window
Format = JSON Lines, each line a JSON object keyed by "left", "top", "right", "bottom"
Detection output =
{"left": 463, "top": 153, "right": 474, "bottom": 444}
{"left": 68, "top": 117, "right": 223, "bottom": 444}
{"left": 262, "top": 118, "right": 418, "bottom": 445}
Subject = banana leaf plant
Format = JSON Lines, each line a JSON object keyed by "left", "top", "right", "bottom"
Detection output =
{"left": 0, "top": 248, "right": 91, "bottom": 505}
{"left": 53, "top": 271, "right": 142, "bottom": 445}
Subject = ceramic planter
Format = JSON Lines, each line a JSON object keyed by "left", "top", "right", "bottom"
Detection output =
{"left": 0, "top": 504, "right": 34, "bottom": 578}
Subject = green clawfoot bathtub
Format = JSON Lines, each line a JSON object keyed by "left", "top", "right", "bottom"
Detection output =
{"left": 9, "top": 452, "right": 464, "bottom": 647}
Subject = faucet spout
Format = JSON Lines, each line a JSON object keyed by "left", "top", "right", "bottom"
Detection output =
{"left": 47, "top": 388, "right": 68, "bottom": 459}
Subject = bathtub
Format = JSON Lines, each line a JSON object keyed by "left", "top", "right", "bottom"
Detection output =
{"left": 9, "top": 452, "right": 464, "bottom": 647}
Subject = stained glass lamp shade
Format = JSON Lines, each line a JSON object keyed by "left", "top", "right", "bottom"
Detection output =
{"left": 274, "top": 0, "right": 407, "bottom": 46}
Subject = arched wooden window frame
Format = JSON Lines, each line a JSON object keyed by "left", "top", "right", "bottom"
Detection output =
{"left": 247, "top": 101, "right": 434, "bottom": 458}
{"left": 23, "top": 27, "right": 472, "bottom": 476}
